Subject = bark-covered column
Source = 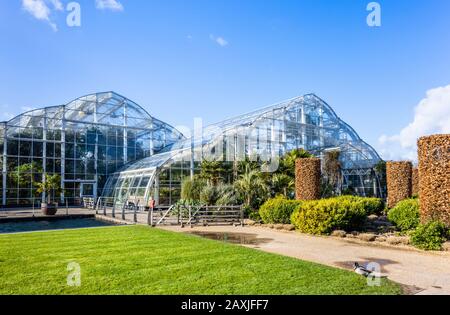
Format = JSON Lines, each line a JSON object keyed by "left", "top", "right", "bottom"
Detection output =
{"left": 386, "top": 161, "right": 412, "bottom": 208}
{"left": 295, "top": 158, "right": 321, "bottom": 201}
{"left": 412, "top": 167, "right": 419, "bottom": 197}
{"left": 418, "top": 134, "right": 450, "bottom": 225}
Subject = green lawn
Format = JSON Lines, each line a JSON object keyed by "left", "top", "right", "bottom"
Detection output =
{"left": 0, "top": 225, "right": 402, "bottom": 295}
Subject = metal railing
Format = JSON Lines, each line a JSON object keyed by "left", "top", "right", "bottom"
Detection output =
{"left": 95, "top": 197, "right": 244, "bottom": 227}
{"left": 188, "top": 205, "right": 244, "bottom": 227}
{"left": 0, "top": 197, "right": 86, "bottom": 219}
{"left": 96, "top": 196, "right": 146, "bottom": 223}
{"left": 151, "top": 204, "right": 244, "bottom": 227}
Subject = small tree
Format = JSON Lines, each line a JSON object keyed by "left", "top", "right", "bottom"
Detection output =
{"left": 323, "top": 150, "right": 342, "bottom": 196}
{"left": 11, "top": 162, "right": 43, "bottom": 188}
{"left": 199, "top": 160, "right": 232, "bottom": 185}
{"left": 36, "top": 174, "right": 62, "bottom": 204}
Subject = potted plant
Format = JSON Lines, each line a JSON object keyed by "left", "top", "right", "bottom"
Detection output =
{"left": 36, "top": 174, "right": 62, "bottom": 216}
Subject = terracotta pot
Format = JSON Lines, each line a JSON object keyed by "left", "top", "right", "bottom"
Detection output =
{"left": 41, "top": 203, "right": 58, "bottom": 216}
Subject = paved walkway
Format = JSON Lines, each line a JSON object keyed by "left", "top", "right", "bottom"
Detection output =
{"left": 161, "top": 225, "right": 450, "bottom": 295}
{"left": 0, "top": 208, "right": 94, "bottom": 220}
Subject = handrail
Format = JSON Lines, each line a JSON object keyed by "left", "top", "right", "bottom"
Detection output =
{"left": 186, "top": 204, "right": 207, "bottom": 225}
{"left": 156, "top": 205, "right": 175, "bottom": 225}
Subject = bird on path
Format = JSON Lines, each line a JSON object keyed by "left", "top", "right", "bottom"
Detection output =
{"left": 353, "top": 262, "right": 373, "bottom": 277}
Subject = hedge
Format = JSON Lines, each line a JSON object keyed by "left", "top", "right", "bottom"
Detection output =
{"left": 411, "top": 221, "right": 448, "bottom": 251}
{"left": 387, "top": 198, "right": 420, "bottom": 232}
{"left": 259, "top": 196, "right": 302, "bottom": 224}
{"left": 337, "top": 196, "right": 385, "bottom": 215}
{"left": 290, "top": 196, "right": 372, "bottom": 235}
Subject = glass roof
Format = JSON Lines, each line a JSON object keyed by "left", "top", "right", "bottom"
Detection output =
{"left": 116, "top": 93, "right": 381, "bottom": 174}
{"left": 2, "top": 91, "right": 184, "bottom": 140}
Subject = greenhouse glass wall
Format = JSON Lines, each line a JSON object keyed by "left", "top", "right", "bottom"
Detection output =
{"left": 103, "top": 94, "right": 383, "bottom": 207}
{"left": 0, "top": 92, "right": 183, "bottom": 206}
{"left": 1, "top": 92, "right": 383, "bottom": 208}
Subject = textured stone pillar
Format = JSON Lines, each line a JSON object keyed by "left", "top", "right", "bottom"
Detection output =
{"left": 418, "top": 134, "right": 450, "bottom": 225}
{"left": 412, "top": 167, "right": 419, "bottom": 196}
{"left": 295, "top": 158, "right": 321, "bottom": 201}
{"left": 386, "top": 161, "right": 412, "bottom": 208}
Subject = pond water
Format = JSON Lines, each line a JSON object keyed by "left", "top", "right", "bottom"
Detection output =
{"left": 187, "top": 231, "right": 273, "bottom": 246}
{"left": 0, "top": 218, "right": 118, "bottom": 234}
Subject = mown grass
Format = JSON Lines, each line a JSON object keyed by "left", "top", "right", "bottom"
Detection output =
{"left": 0, "top": 225, "right": 402, "bottom": 295}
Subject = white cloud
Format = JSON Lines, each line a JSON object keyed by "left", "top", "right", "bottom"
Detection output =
{"left": 21, "top": 0, "right": 59, "bottom": 31}
{"left": 22, "top": 0, "right": 123, "bottom": 31}
{"left": 49, "top": 0, "right": 63, "bottom": 11}
{"left": 22, "top": 0, "right": 51, "bottom": 20}
{"left": 378, "top": 84, "right": 450, "bottom": 161}
{"left": 95, "top": 0, "right": 124, "bottom": 11}
{"left": 210, "top": 34, "right": 229, "bottom": 47}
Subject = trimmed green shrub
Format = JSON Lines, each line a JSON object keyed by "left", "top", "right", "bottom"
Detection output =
{"left": 387, "top": 199, "right": 420, "bottom": 231}
{"left": 336, "top": 196, "right": 385, "bottom": 215}
{"left": 259, "top": 196, "right": 302, "bottom": 224}
{"left": 411, "top": 221, "right": 448, "bottom": 251}
{"left": 290, "top": 196, "right": 369, "bottom": 235}
{"left": 356, "top": 197, "right": 385, "bottom": 215}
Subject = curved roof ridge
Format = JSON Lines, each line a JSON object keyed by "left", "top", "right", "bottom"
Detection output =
{"left": 66, "top": 91, "right": 154, "bottom": 119}
{"left": 1, "top": 92, "right": 185, "bottom": 140}
{"left": 1, "top": 91, "right": 156, "bottom": 125}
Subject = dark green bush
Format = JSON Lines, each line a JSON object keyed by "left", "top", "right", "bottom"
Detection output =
{"left": 387, "top": 199, "right": 420, "bottom": 231}
{"left": 245, "top": 205, "right": 261, "bottom": 221}
{"left": 290, "top": 196, "right": 368, "bottom": 235}
{"left": 410, "top": 221, "right": 448, "bottom": 251}
{"left": 259, "top": 196, "right": 301, "bottom": 224}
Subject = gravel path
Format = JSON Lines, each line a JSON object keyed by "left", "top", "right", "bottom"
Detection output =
{"left": 161, "top": 225, "right": 450, "bottom": 295}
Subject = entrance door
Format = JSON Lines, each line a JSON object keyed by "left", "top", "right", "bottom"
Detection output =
{"left": 80, "top": 183, "right": 94, "bottom": 198}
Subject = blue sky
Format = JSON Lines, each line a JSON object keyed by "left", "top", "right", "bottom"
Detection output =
{"left": 1, "top": 0, "right": 449, "bottom": 160}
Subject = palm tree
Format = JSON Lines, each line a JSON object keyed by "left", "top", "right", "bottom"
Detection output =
{"left": 279, "top": 149, "right": 313, "bottom": 177}
{"left": 36, "top": 174, "right": 62, "bottom": 204}
{"left": 271, "top": 173, "right": 294, "bottom": 198}
{"left": 236, "top": 157, "right": 259, "bottom": 176}
{"left": 234, "top": 165, "right": 268, "bottom": 208}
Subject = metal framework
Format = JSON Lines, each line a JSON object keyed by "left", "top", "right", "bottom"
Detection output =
{"left": 0, "top": 92, "right": 184, "bottom": 206}
{"left": 103, "top": 94, "right": 383, "bottom": 207}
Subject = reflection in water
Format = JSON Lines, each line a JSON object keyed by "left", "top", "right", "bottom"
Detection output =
{"left": 0, "top": 218, "right": 117, "bottom": 234}
{"left": 187, "top": 231, "right": 272, "bottom": 246}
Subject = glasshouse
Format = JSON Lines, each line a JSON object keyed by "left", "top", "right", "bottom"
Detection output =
{"left": 102, "top": 93, "right": 383, "bottom": 207}
{"left": 0, "top": 92, "right": 184, "bottom": 206}
{"left": 0, "top": 92, "right": 383, "bottom": 207}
